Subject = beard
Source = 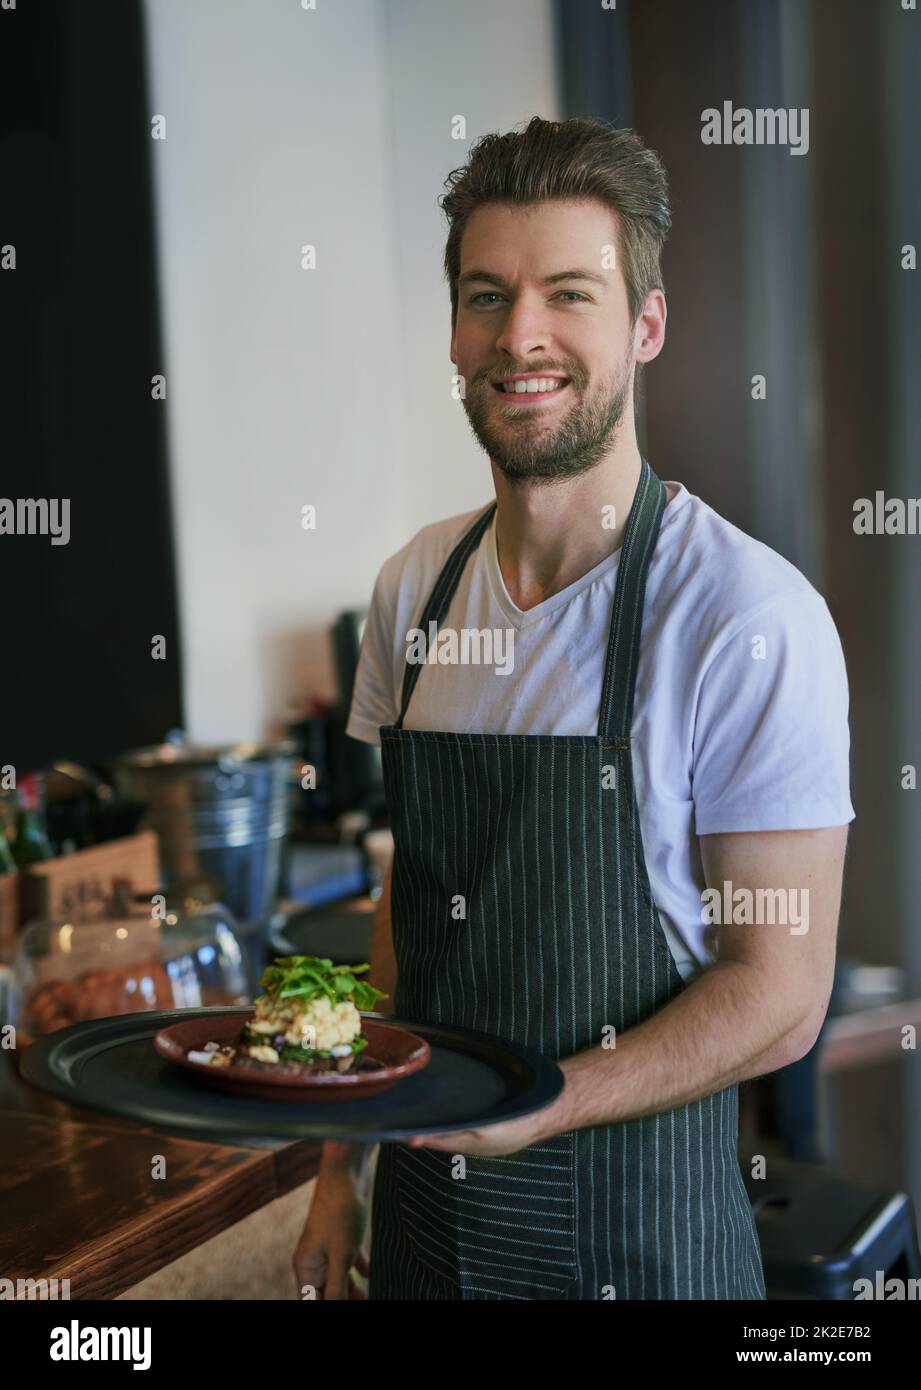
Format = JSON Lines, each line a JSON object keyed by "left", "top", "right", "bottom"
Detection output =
{"left": 460, "top": 346, "right": 634, "bottom": 486}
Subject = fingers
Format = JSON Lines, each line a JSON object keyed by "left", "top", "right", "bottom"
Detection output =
{"left": 333, "top": 1251, "right": 372, "bottom": 1300}
{"left": 294, "top": 1246, "right": 368, "bottom": 1300}
{"left": 323, "top": 1260, "right": 352, "bottom": 1300}
{"left": 293, "top": 1238, "right": 331, "bottom": 1300}
{"left": 294, "top": 1263, "right": 327, "bottom": 1300}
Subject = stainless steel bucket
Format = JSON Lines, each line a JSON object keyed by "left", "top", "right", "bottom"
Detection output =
{"left": 112, "top": 736, "right": 296, "bottom": 928}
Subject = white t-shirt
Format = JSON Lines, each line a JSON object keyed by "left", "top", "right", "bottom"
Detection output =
{"left": 346, "top": 479, "right": 856, "bottom": 981}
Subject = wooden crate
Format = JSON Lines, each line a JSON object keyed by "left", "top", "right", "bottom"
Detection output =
{"left": 17, "top": 831, "right": 161, "bottom": 927}
{"left": 0, "top": 871, "right": 19, "bottom": 965}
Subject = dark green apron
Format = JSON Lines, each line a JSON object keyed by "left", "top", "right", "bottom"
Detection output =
{"left": 369, "top": 459, "right": 766, "bottom": 1300}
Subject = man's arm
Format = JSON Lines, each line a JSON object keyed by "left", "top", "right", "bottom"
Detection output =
{"left": 367, "top": 853, "right": 396, "bottom": 1010}
{"left": 551, "top": 825, "right": 848, "bottom": 1133}
{"left": 316, "top": 854, "right": 395, "bottom": 1174}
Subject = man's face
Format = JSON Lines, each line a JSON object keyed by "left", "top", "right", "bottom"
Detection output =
{"left": 451, "top": 198, "right": 642, "bottom": 484}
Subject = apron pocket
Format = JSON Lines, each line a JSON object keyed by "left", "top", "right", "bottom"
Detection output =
{"left": 394, "top": 1131, "right": 579, "bottom": 1299}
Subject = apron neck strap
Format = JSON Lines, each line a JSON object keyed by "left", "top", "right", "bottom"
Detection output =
{"left": 394, "top": 458, "right": 667, "bottom": 737}
{"left": 597, "top": 456, "right": 667, "bottom": 740}
{"left": 395, "top": 500, "right": 497, "bottom": 728}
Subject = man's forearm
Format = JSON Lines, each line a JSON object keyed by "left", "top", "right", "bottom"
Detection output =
{"left": 552, "top": 960, "right": 813, "bottom": 1134}
{"left": 368, "top": 855, "right": 396, "bottom": 1011}
{"left": 315, "top": 861, "right": 394, "bottom": 1191}
{"left": 320, "top": 1140, "right": 378, "bottom": 1196}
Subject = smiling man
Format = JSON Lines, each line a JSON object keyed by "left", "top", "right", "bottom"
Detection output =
{"left": 294, "top": 116, "right": 854, "bottom": 1301}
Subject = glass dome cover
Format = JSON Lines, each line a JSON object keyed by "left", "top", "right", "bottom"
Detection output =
{"left": 12, "top": 884, "right": 248, "bottom": 1043}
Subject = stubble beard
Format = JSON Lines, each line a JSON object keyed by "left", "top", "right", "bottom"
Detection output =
{"left": 461, "top": 349, "right": 635, "bottom": 487}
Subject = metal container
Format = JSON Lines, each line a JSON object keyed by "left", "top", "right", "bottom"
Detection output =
{"left": 111, "top": 735, "right": 296, "bottom": 930}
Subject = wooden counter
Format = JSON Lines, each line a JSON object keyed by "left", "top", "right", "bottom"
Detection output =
{"left": 0, "top": 1048, "right": 321, "bottom": 1299}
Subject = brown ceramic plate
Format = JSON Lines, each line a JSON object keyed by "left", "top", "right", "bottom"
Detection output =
{"left": 154, "top": 1013, "right": 430, "bottom": 1101}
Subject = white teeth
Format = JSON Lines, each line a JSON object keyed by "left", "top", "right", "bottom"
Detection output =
{"left": 500, "top": 378, "right": 566, "bottom": 393}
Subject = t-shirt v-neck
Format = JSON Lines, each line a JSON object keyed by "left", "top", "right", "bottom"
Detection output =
{"left": 483, "top": 485, "right": 686, "bottom": 629}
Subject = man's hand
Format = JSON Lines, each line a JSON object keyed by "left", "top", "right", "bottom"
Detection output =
{"left": 407, "top": 1090, "right": 571, "bottom": 1155}
{"left": 293, "top": 1146, "right": 374, "bottom": 1300}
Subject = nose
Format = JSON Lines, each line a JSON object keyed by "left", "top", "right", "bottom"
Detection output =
{"left": 493, "top": 295, "right": 553, "bottom": 363}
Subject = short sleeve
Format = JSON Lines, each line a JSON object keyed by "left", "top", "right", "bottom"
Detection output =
{"left": 691, "top": 589, "right": 856, "bottom": 834}
{"left": 344, "top": 562, "right": 399, "bottom": 746}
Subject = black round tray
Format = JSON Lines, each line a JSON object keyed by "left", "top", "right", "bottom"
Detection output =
{"left": 18, "top": 1007, "right": 564, "bottom": 1144}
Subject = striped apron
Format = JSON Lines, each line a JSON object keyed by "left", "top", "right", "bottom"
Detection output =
{"left": 369, "top": 458, "right": 766, "bottom": 1300}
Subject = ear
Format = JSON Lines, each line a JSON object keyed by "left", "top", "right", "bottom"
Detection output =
{"left": 633, "top": 289, "right": 667, "bottom": 364}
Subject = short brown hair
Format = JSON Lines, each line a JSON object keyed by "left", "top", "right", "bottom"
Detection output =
{"left": 440, "top": 115, "right": 671, "bottom": 328}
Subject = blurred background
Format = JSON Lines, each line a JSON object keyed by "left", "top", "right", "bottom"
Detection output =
{"left": 2, "top": 0, "right": 920, "bottom": 1298}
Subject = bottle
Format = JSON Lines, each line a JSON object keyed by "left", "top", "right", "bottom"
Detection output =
{"left": 0, "top": 786, "right": 17, "bottom": 860}
{"left": 0, "top": 826, "right": 15, "bottom": 873}
{"left": 12, "top": 772, "right": 55, "bottom": 866}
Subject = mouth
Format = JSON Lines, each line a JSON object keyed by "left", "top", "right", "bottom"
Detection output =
{"left": 490, "top": 375, "right": 572, "bottom": 406}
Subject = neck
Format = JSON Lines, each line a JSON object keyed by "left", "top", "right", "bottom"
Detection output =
{"left": 489, "top": 432, "right": 644, "bottom": 613}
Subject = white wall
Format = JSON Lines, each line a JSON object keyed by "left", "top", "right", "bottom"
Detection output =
{"left": 143, "top": 0, "right": 560, "bottom": 743}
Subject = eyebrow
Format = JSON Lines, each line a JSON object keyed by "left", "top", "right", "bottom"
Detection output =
{"left": 458, "top": 267, "right": 609, "bottom": 292}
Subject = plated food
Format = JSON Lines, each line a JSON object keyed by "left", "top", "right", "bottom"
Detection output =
{"left": 153, "top": 955, "right": 431, "bottom": 1101}
{"left": 190, "top": 955, "right": 387, "bottom": 1075}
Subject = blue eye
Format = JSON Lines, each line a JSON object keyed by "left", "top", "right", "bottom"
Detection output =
{"left": 469, "top": 291, "right": 588, "bottom": 305}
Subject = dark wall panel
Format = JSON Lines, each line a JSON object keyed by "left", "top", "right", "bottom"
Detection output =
{"left": 0, "top": 0, "right": 182, "bottom": 770}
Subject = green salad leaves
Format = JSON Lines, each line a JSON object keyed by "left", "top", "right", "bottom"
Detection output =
{"left": 256, "top": 955, "right": 388, "bottom": 1013}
